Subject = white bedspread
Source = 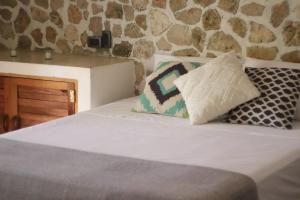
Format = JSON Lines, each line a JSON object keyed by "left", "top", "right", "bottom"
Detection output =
{"left": 1, "top": 97, "right": 300, "bottom": 199}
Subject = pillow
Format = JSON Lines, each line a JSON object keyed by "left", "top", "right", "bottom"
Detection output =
{"left": 153, "top": 54, "right": 211, "bottom": 70}
{"left": 174, "top": 52, "right": 260, "bottom": 124}
{"left": 133, "top": 61, "right": 203, "bottom": 118}
{"left": 243, "top": 58, "right": 300, "bottom": 121}
{"left": 226, "top": 67, "right": 300, "bottom": 129}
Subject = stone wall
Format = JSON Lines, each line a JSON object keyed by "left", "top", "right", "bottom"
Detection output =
{"left": 0, "top": 0, "right": 300, "bottom": 90}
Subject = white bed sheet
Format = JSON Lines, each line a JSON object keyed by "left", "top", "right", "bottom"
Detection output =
{"left": 1, "top": 97, "right": 300, "bottom": 198}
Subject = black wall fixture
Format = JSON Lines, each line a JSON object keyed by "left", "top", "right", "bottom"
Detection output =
{"left": 87, "top": 31, "right": 112, "bottom": 49}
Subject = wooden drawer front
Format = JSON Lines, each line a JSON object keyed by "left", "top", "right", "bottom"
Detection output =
{"left": 0, "top": 77, "right": 5, "bottom": 133}
{"left": 0, "top": 77, "right": 5, "bottom": 114}
{"left": 17, "top": 85, "right": 75, "bottom": 128}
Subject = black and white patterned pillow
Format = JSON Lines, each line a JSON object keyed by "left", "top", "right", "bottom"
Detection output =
{"left": 226, "top": 67, "right": 300, "bottom": 129}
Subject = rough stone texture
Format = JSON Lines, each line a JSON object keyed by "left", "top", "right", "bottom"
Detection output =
{"left": 17, "top": 35, "right": 31, "bottom": 49}
{"left": 172, "top": 48, "right": 200, "bottom": 57}
{"left": 170, "top": 0, "right": 187, "bottom": 13}
{"left": 156, "top": 37, "right": 172, "bottom": 51}
{"left": 56, "top": 39, "right": 71, "bottom": 54}
{"left": 0, "top": 43, "right": 7, "bottom": 49}
{"left": 271, "top": 0, "right": 289, "bottom": 28}
{"left": 83, "top": 10, "right": 89, "bottom": 20}
{"left": 112, "top": 41, "right": 132, "bottom": 57}
{"left": 14, "top": 8, "right": 31, "bottom": 33}
{"left": 133, "top": 40, "right": 155, "bottom": 59}
{"left": 0, "top": 9, "right": 12, "bottom": 20}
{"left": 135, "top": 15, "right": 147, "bottom": 30}
{"left": 31, "top": 29, "right": 43, "bottom": 46}
{"left": 46, "top": 26, "right": 57, "bottom": 43}
{"left": 0, "top": 0, "right": 17, "bottom": 8}
{"left": 150, "top": 9, "right": 172, "bottom": 36}
{"left": 282, "top": 21, "right": 300, "bottom": 46}
{"left": 132, "top": 0, "right": 148, "bottom": 11}
{"left": 104, "top": 20, "right": 110, "bottom": 31}
{"left": 92, "top": 3, "right": 103, "bottom": 15}
{"left": 125, "top": 23, "right": 144, "bottom": 38}
{"left": 112, "top": 24, "right": 122, "bottom": 38}
{"left": 281, "top": 51, "right": 300, "bottom": 63}
{"left": 34, "top": 0, "right": 49, "bottom": 9}
{"left": 241, "top": 3, "right": 265, "bottom": 16}
{"left": 0, "top": 20, "right": 14, "bottom": 39}
{"left": 152, "top": 0, "right": 166, "bottom": 8}
{"left": 72, "top": 45, "right": 84, "bottom": 55}
{"left": 247, "top": 46, "right": 278, "bottom": 60}
{"left": 77, "top": 0, "right": 88, "bottom": 9}
{"left": 134, "top": 62, "right": 145, "bottom": 86}
{"left": 218, "top": 0, "right": 239, "bottom": 14}
{"left": 202, "top": 9, "right": 221, "bottom": 30}
{"left": 193, "top": 0, "right": 216, "bottom": 8}
{"left": 249, "top": 22, "right": 276, "bottom": 43}
{"left": 208, "top": 31, "right": 241, "bottom": 52}
{"left": 1, "top": 0, "right": 300, "bottom": 92}
{"left": 167, "top": 24, "right": 192, "bottom": 46}
{"left": 123, "top": 5, "right": 134, "bottom": 21}
{"left": 118, "top": 0, "right": 129, "bottom": 3}
{"left": 50, "top": 11, "right": 63, "bottom": 28}
{"left": 19, "top": 0, "right": 30, "bottom": 6}
{"left": 80, "top": 31, "right": 88, "bottom": 47}
{"left": 68, "top": 4, "right": 82, "bottom": 24}
{"left": 206, "top": 52, "right": 217, "bottom": 58}
{"left": 64, "top": 24, "right": 79, "bottom": 42}
{"left": 296, "top": 5, "right": 300, "bottom": 19}
{"left": 89, "top": 16, "right": 102, "bottom": 35}
{"left": 51, "top": 0, "right": 64, "bottom": 10}
{"left": 31, "top": 6, "right": 49, "bottom": 23}
{"left": 228, "top": 17, "right": 247, "bottom": 38}
{"left": 105, "top": 2, "right": 123, "bottom": 19}
{"left": 192, "top": 27, "right": 206, "bottom": 52}
{"left": 175, "top": 8, "right": 202, "bottom": 25}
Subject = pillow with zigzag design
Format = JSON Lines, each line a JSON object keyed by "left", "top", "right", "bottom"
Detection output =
{"left": 132, "top": 61, "right": 203, "bottom": 118}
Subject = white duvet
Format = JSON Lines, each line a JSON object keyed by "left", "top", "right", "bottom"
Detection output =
{"left": 2, "top": 97, "right": 300, "bottom": 199}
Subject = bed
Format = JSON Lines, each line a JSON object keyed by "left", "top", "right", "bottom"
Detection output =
{"left": 0, "top": 97, "right": 300, "bottom": 200}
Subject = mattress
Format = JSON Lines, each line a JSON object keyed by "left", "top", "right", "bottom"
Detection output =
{"left": 1, "top": 97, "right": 300, "bottom": 200}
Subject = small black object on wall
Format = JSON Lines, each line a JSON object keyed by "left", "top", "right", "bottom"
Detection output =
{"left": 87, "top": 31, "right": 112, "bottom": 49}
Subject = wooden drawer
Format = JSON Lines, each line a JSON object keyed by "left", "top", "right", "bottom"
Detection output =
{"left": 0, "top": 77, "right": 6, "bottom": 133}
{"left": 17, "top": 85, "right": 74, "bottom": 128}
{"left": 0, "top": 75, "right": 77, "bottom": 133}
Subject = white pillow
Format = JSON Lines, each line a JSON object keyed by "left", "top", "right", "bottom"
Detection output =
{"left": 243, "top": 58, "right": 300, "bottom": 121}
{"left": 153, "top": 54, "right": 212, "bottom": 70}
{"left": 174, "top": 52, "right": 260, "bottom": 125}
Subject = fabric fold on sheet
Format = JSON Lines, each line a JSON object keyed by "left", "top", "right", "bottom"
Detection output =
{"left": 0, "top": 139, "right": 258, "bottom": 200}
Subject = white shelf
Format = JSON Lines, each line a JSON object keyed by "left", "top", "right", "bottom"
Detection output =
{"left": 0, "top": 50, "right": 136, "bottom": 112}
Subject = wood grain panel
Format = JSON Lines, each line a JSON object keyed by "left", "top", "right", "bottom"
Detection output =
{"left": 0, "top": 89, "right": 4, "bottom": 113}
{"left": 19, "top": 113, "right": 57, "bottom": 128}
{"left": 0, "top": 77, "right": 4, "bottom": 113}
{"left": 0, "top": 89, "right": 4, "bottom": 97}
{"left": 19, "top": 86, "right": 68, "bottom": 96}
{"left": 18, "top": 98, "right": 68, "bottom": 117}
{"left": 19, "top": 98, "right": 68, "bottom": 109}
{"left": 14, "top": 78, "right": 74, "bottom": 90}
{"left": 15, "top": 80, "right": 75, "bottom": 128}
{"left": 0, "top": 75, "right": 76, "bottom": 132}
{"left": 0, "top": 77, "right": 4, "bottom": 89}
{"left": 18, "top": 87, "right": 68, "bottom": 103}
{"left": 0, "top": 77, "right": 6, "bottom": 133}
{"left": 18, "top": 106, "right": 68, "bottom": 117}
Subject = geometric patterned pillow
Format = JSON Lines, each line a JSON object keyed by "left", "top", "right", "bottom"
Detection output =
{"left": 133, "top": 61, "right": 202, "bottom": 118}
{"left": 226, "top": 67, "right": 300, "bottom": 129}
